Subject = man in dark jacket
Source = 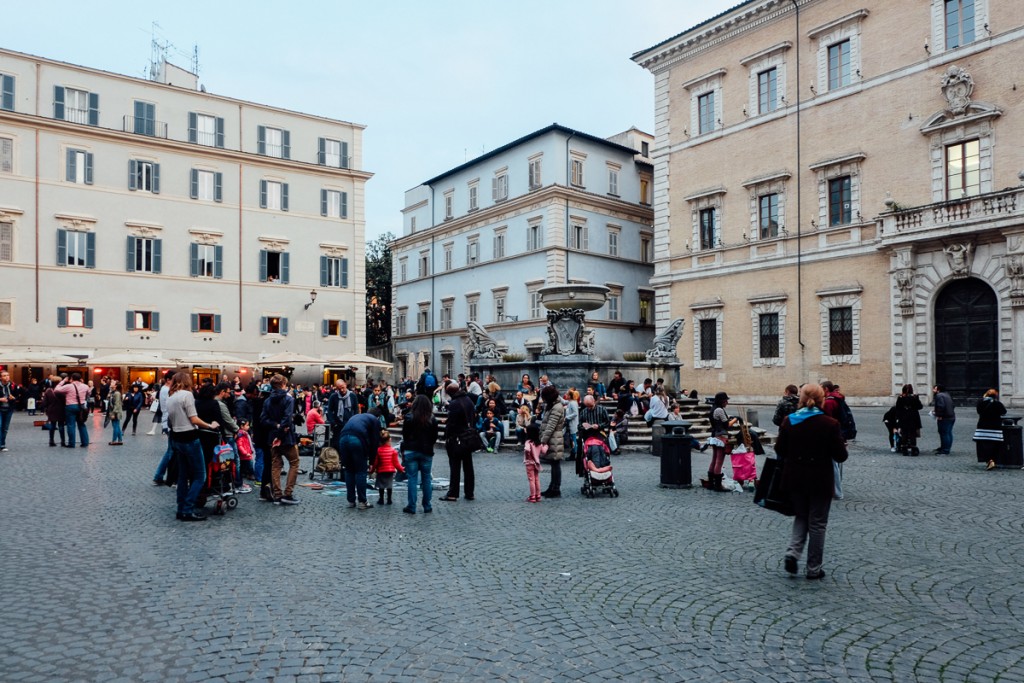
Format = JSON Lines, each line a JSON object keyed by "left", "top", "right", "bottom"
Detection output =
{"left": 338, "top": 412, "right": 382, "bottom": 509}
{"left": 260, "top": 374, "right": 300, "bottom": 505}
{"left": 440, "top": 383, "right": 478, "bottom": 502}
{"left": 772, "top": 385, "right": 800, "bottom": 427}
{"left": 327, "top": 379, "right": 359, "bottom": 451}
{"left": 931, "top": 384, "right": 955, "bottom": 455}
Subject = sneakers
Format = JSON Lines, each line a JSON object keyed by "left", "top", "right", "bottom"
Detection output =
{"left": 402, "top": 506, "right": 416, "bottom": 514}
{"left": 236, "top": 484, "right": 253, "bottom": 494}
{"left": 890, "top": 447, "right": 897, "bottom": 453}
{"left": 357, "top": 501, "right": 374, "bottom": 510}
{"left": 276, "top": 495, "right": 300, "bottom": 505}
{"left": 806, "top": 569, "right": 826, "bottom": 580}
{"left": 178, "top": 511, "right": 208, "bottom": 522}
{"left": 784, "top": 556, "right": 798, "bottom": 574}
{"left": 486, "top": 447, "right": 494, "bottom": 453}
{"left": 0, "top": 447, "right": 9, "bottom": 452}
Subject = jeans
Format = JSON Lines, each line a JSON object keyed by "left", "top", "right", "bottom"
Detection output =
{"left": 63, "top": 405, "right": 89, "bottom": 447}
{"left": 173, "top": 437, "right": 206, "bottom": 515}
{"left": 154, "top": 434, "right": 173, "bottom": 482}
{"left": 340, "top": 434, "right": 369, "bottom": 503}
{"left": 254, "top": 448, "right": 265, "bottom": 481}
{"left": 445, "top": 443, "right": 474, "bottom": 499}
{"left": 480, "top": 431, "right": 501, "bottom": 451}
{"left": 111, "top": 418, "right": 123, "bottom": 443}
{"left": 0, "top": 409, "right": 12, "bottom": 448}
{"left": 49, "top": 419, "right": 66, "bottom": 446}
{"left": 937, "top": 417, "right": 955, "bottom": 454}
{"left": 404, "top": 450, "right": 433, "bottom": 511}
{"left": 124, "top": 409, "right": 140, "bottom": 434}
{"left": 786, "top": 488, "right": 833, "bottom": 575}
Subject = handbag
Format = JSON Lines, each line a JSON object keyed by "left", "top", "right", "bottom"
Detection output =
{"left": 753, "top": 457, "right": 793, "bottom": 516}
{"left": 455, "top": 427, "right": 484, "bottom": 453}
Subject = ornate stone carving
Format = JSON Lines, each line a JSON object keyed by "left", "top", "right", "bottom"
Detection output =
{"left": 1006, "top": 256, "right": 1024, "bottom": 306}
{"left": 941, "top": 65, "right": 974, "bottom": 116}
{"left": 543, "top": 308, "right": 589, "bottom": 356}
{"left": 943, "top": 243, "right": 974, "bottom": 278}
{"left": 465, "top": 321, "right": 502, "bottom": 360}
{"left": 895, "top": 269, "right": 915, "bottom": 304}
{"left": 645, "top": 317, "right": 686, "bottom": 362}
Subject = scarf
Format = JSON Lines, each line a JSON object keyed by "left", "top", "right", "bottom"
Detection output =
{"left": 787, "top": 406, "right": 823, "bottom": 426}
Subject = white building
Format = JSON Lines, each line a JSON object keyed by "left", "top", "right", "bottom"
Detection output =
{"left": 0, "top": 48, "right": 371, "bottom": 384}
{"left": 391, "top": 124, "right": 655, "bottom": 380}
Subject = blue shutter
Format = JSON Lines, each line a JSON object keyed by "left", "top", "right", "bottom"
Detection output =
{"left": 320, "top": 255, "right": 328, "bottom": 286}
{"left": 87, "top": 92, "right": 99, "bottom": 126}
{"left": 322, "top": 319, "right": 329, "bottom": 337}
{"left": 280, "top": 318, "right": 288, "bottom": 336}
{"left": 214, "top": 245, "right": 224, "bottom": 279}
{"left": 126, "top": 236, "right": 136, "bottom": 272}
{"left": 152, "top": 239, "right": 162, "bottom": 274}
{"left": 341, "top": 141, "right": 349, "bottom": 168}
{"left": 259, "top": 250, "right": 268, "bottom": 282}
{"left": 84, "top": 153, "right": 93, "bottom": 185}
{"left": 215, "top": 117, "right": 225, "bottom": 148}
{"left": 133, "top": 100, "right": 146, "bottom": 134}
{"left": 56, "top": 229, "right": 67, "bottom": 266}
{"left": 57, "top": 307, "right": 67, "bottom": 327}
{"left": 213, "top": 315, "right": 222, "bottom": 334}
{"left": 126, "top": 310, "right": 135, "bottom": 331}
{"left": 190, "top": 314, "right": 199, "bottom": 333}
{"left": 317, "top": 137, "right": 326, "bottom": 165}
{"left": 128, "top": 160, "right": 138, "bottom": 190}
{"left": 84, "top": 309, "right": 94, "bottom": 329}
{"left": 53, "top": 85, "right": 65, "bottom": 119}
{"left": 341, "top": 258, "right": 349, "bottom": 288}
{"left": 260, "top": 316, "right": 268, "bottom": 335}
{"left": 189, "top": 243, "right": 199, "bottom": 277}
{"left": 190, "top": 169, "right": 198, "bottom": 199}
{"left": 152, "top": 163, "right": 160, "bottom": 194}
{"left": 257, "top": 125, "right": 266, "bottom": 155}
{"left": 85, "top": 232, "right": 96, "bottom": 269}
{"left": 66, "top": 149, "right": 75, "bottom": 182}
{"left": 259, "top": 180, "right": 267, "bottom": 208}
{"left": 281, "top": 252, "right": 290, "bottom": 284}
{"left": 1, "top": 75, "right": 13, "bottom": 111}
{"left": 341, "top": 191, "right": 348, "bottom": 219}
{"left": 151, "top": 312, "right": 160, "bottom": 332}
{"left": 281, "top": 130, "right": 290, "bottom": 159}
{"left": 187, "top": 112, "right": 197, "bottom": 143}
{"left": 214, "top": 172, "right": 223, "bottom": 202}
{"left": 320, "top": 189, "right": 328, "bottom": 217}
{"left": 281, "top": 183, "right": 289, "bottom": 211}
{"left": 341, "top": 320, "right": 348, "bottom": 337}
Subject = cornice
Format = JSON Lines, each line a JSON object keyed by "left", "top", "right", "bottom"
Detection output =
{"left": 681, "top": 68, "right": 728, "bottom": 91}
{"left": 739, "top": 41, "right": 792, "bottom": 66}
{"left": 807, "top": 9, "right": 869, "bottom": 40}
{"left": 809, "top": 152, "right": 867, "bottom": 171}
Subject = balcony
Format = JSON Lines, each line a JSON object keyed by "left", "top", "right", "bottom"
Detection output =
{"left": 879, "top": 187, "right": 1024, "bottom": 245}
{"left": 122, "top": 115, "right": 168, "bottom": 139}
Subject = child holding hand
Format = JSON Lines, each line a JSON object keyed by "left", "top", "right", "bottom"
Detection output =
{"left": 524, "top": 423, "right": 547, "bottom": 503}
{"left": 371, "top": 431, "right": 404, "bottom": 506}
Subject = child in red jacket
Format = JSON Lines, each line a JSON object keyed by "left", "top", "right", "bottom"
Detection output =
{"left": 371, "top": 431, "right": 405, "bottom": 506}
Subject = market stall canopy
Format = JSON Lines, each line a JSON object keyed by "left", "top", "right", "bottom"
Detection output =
{"left": 0, "top": 349, "right": 83, "bottom": 365}
{"left": 170, "top": 352, "right": 254, "bottom": 366}
{"left": 322, "top": 353, "right": 392, "bottom": 368}
{"left": 257, "top": 352, "right": 324, "bottom": 366}
{"left": 87, "top": 351, "right": 179, "bottom": 367}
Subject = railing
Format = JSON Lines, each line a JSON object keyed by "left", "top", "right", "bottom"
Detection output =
{"left": 881, "top": 187, "right": 1023, "bottom": 237}
{"left": 122, "top": 115, "right": 168, "bottom": 139}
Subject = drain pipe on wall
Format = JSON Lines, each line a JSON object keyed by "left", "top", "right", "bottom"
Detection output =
{"left": 792, "top": 0, "right": 806, "bottom": 368}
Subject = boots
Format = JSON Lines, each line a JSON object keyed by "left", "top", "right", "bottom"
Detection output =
{"left": 386, "top": 488, "right": 393, "bottom": 505}
{"left": 707, "top": 472, "right": 727, "bottom": 492}
{"left": 378, "top": 490, "right": 386, "bottom": 505}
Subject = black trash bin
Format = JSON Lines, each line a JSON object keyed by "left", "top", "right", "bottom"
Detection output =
{"left": 660, "top": 424, "right": 692, "bottom": 489}
{"left": 998, "top": 417, "right": 1023, "bottom": 468}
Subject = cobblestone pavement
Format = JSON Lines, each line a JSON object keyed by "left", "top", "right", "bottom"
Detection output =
{"left": 1, "top": 408, "right": 1023, "bottom": 682}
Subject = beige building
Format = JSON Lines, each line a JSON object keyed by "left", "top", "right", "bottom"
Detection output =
{"left": 634, "top": 0, "right": 1024, "bottom": 405}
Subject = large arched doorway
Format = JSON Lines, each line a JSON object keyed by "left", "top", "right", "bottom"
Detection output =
{"left": 934, "top": 278, "right": 998, "bottom": 404}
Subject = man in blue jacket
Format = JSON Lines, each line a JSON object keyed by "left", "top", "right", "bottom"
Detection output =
{"left": 338, "top": 412, "right": 382, "bottom": 510}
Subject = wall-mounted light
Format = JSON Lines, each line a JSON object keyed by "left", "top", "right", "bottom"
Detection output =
{"left": 304, "top": 289, "right": 318, "bottom": 310}
{"left": 924, "top": 40, "right": 930, "bottom": 54}
{"left": 742, "top": 107, "right": 748, "bottom": 117}
{"left": 809, "top": 82, "right": 816, "bottom": 95}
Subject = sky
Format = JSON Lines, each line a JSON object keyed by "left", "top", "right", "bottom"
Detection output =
{"left": 6, "top": 0, "right": 740, "bottom": 242}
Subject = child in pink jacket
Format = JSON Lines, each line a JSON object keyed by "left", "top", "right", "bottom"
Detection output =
{"left": 523, "top": 423, "right": 547, "bottom": 502}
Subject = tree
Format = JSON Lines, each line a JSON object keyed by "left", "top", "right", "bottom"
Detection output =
{"left": 365, "top": 232, "right": 394, "bottom": 348}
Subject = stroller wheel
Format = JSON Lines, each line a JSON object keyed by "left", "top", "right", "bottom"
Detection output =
{"left": 581, "top": 486, "right": 587, "bottom": 496}
{"left": 226, "top": 497, "right": 239, "bottom": 509}
{"left": 612, "top": 489, "right": 619, "bottom": 498}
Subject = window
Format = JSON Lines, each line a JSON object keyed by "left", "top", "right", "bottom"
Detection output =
{"left": 54, "top": 87, "right": 97, "bottom": 125}
{"left": 827, "top": 40, "right": 851, "bottom": 91}
{"left": 395, "top": 309, "right": 407, "bottom": 336}
{"left": 399, "top": 258, "right": 407, "bottom": 282}
{"left": 569, "top": 224, "right": 588, "bottom": 251}
{"left": 945, "top": 0, "right": 976, "bottom": 49}
{"left": 641, "top": 237, "right": 652, "bottom": 263}
{"left": 57, "top": 230, "right": 94, "bottom": 268}
{"left": 570, "top": 158, "right": 584, "bottom": 187}
{"left": 529, "top": 157, "right": 542, "bottom": 189}
{"left": 132, "top": 101, "right": 156, "bottom": 136}
{"left": 639, "top": 295, "right": 652, "bottom": 326}
{"left": 467, "top": 297, "right": 479, "bottom": 323}
{"left": 66, "top": 149, "right": 93, "bottom": 185}
{"left": 321, "top": 189, "right": 348, "bottom": 218}
{"left": 440, "top": 302, "right": 453, "bottom": 330}
{"left": 493, "top": 231, "right": 506, "bottom": 259}
{"left": 259, "top": 250, "right": 290, "bottom": 283}
{"left": 258, "top": 126, "right": 289, "bottom": 159}
{"left": 126, "top": 310, "right": 159, "bottom": 331}
{"left": 1, "top": 74, "right": 14, "bottom": 112}
{"left": 190, "top": 243, "right": 223, "bottom": 279}
{"left": 189, "top": 113, "right": 224, "bottom": 147}
{"left": 759, "top": 194, "right": 780, "bottom": 239}
{"left": 607, "top": 294, "right": 620, "bottom": 321}
{"left": 444, "top": 191, "right": 454, "bottom": 220}
{"left": 492, "top": 173, "right": 508, "bottom": 202}
{"left": 494, "top": 293, "right": 506, "bottom": 322}
{"left": 443, "top": 244, "right": 453, "bottom": 271}
{"left": 261, "top": 316, "right": 288, "bottom": 335}
{"left": 318, "top": 137, "right": 349, "bottom": 168}
{"left": 468, "top": 183, "right": 479, "bottom": 211}
{"left": 828, "top": 176, "right": 852, "bottom": 225}
{"left": 529, "top": 289, "right": 542, "bottom": 319}
{"left": 829, "top": 307, "right": 853, "bottom": 355}
{"left": 758, "top": 68, "right": 778, "bottom": 114}
{"left": 418, "top": 251, "right": 429, "bottom": 277}
{"left": 607, "top": 166, "right": 619, "bottom": 196}
{"left": 527, "top": 222, "right": 543, "bottom": 251}
{"left": 699, "top": 208, "right": 717, "bottom": 250}
{"left": 640, "top": 177, "right": 650, "bottom": 205}
{"left": 320, "top": 256, "right": 349, "bottom": 288}
{"left": 126, "top": 236, "right": 161, "bottom": 274}
{"left": 191, "top": 169, "right": 223, "bottom": 202}
{"left": 699, "top": 319, "right": 717, "bottom": 361}
{"left": 410, "top": 216, "right": 417, "bottom": 232}
{"left": 322, "top": 319, "right": 349, "bottom": 338}
{"left": 946, "top": 140, "right": 980, "bottom": 199}
{"left": 58, "top": 307, "right": 92, "bottom": 329}
{"left": 0, "top": 301, "right": 11, "bottom": 326}
{"left": 698, "top": 91, "right": 716, "bottom": 134}
{"left": 417, "top": 308, "right": 430, "bottom": 333}
{"left": 260, "top": 180, "right": 288, "bottom": 211}
{"left": 641, "top": 141, "right": 650, "bottom": 157}
{"left": 759, "top": 313, "right": 780, "bottom": 358}
{"left": 0, "top": 137, "right": 12, "bottom": 173}
{"left": 467, "top": 240, "right": 479, "bottom": 265}
{"left": 0, "top": 222, "right": 11, "bottom": 262}
{"left": 129, "top": 160, "right": 160, "bottom": 193}
{"left": 608, "top": 228, "right": 619, "bottom": 257}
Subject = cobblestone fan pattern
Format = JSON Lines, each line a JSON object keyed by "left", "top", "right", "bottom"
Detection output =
{"left": 1, "top": 411, "right": 1023, "bottom": 682}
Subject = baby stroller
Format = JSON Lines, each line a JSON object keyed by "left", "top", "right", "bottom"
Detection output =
{"left": 198, "top": 441, "right": 238, "bottom": 515}
{"left": 309, "top": 423, "right": 342, "bottom": 481}
{"left": 580, "top": 436, "right": 618, "bottom": 498}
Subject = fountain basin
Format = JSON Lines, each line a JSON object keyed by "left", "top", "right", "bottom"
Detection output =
{"left": 538, "top": 284, "right": 610, "bottom": 312}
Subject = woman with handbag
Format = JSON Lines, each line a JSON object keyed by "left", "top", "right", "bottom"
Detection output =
{"left": 402, "top": 395, "right": 439, "bottom": 514}
{"left": 538, "top": 384, "right": 566, "bottom": 498}
{"left": 706, "top": 391, "right": 737, "bottom": 492}
{"left": 775, "top": 383, "right": 848, "bottom": 580}
{"left": 107, "top": 381, "right": 125, "bottom": 445}
{"left": 440, "top": 382, "right": 480, "bottom": 502}
{"left": 975, "top": 388, "right": 1007, "bottom": 471}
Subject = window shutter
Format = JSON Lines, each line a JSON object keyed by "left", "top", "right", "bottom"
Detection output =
{"left": 190, "top": 169, "right": 199, "bottom": 199}
{"left": 260, "top": 316, "right": 268, "bottom": 335}
{"left": 85, "top": 232, "right": 96, "bottom": 269}
{"left": 190, "top": 313, "right": 199, "bottom": 333}
{"left": 151, "top": 312, "right": 160, "bottom": 332}
{"left": 214, "top": 245, "right": 223, "bottom": 279}
{"left": 152, "top": 239, "right": 162, "bottom": 274}
{"left": 152, "top": 163, "right": 160, "bottom": 194}
{"left": 66, "top": 149, "right": 75, "bottom": 182}
{"left": 126, "top": 236, "right": 136, "bottom": 272}
{"left": 214, "top": 172, "right": 223, "bottom": 202}
{"left": 320, "top": 189, "right": 328, "bottom": 217}
{"left": 341, "top": 141, "right": 349, "bottom": 168}
{"left": 84, "top": 153, "right": 93, "bottom": 185}
{"left": 88, "top": 92, "right": 99, "bottom": 126}
{"left": 128, "top": 160, "right": 138, "bottom": 190}
{"left": 57, "top": 307, "right": 67, "bottom": 327}
{"left": 320, "top": 255, "right": 328, "bottom": 286}
{"left": 317, "top": 137, "right": 326, "bottom": 165}
{"left": 341, "top": 258, "right": 349, "bottom": 288}
{"left": 281, "top": 130, "right": 290, "bottom": 159}
{"left": 215, "top": 117, "right": 224, "bottom": 148}
{"left": 187, "top": 112, "right": 197, "bottom": 143}
{"left": 53, "top": 85, "right": 65, "bottom": 120}
{"left": 322, "top": 319, "right": 329, "bottom": 337}
{"left": 280, "top": 252, "right": 290, "bottom": 284}
{"left": 583, "top": 227, "right": 589, "bottom": 251}
{"left": 281, "top": 183, "right": 289, "bottom": 212}
{"left": 259, "top": 179, "right": 267, "bottom": 209}
{"left": 56, "top": 229, "right": 67, "bottom": 266}
{"left": 341, "top": 320, "right": 348, "bottom": 337}
{"left": 1, "top": 75, "right": 13, "bottom": 111}
{"left": 259, "top": 250, "right": 268, "bottom": 282}
{"left": 492, "top": 176, "right": 498, "bottom": 200}
{"left": 340, "top": 192, "right": 348, "bottom": 219}
{"left": 84, "top": 308, "right": 94, "bottom": 329}
{"left": 126, "top": 310, "right": 135, "bottom": 331}
{"left": 257, "top": 125, "right": 266, "bottom": 154}
{"left": 213, "top": 315, "right": 222, "bottom": 334}
{"left": 189, "top": 243, "right": 199, "bottom": 277}
{"left": 280, "top": 317, "right": 288, "bottom": 336}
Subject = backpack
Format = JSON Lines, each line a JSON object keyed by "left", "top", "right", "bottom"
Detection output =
{"left": 834, "top": 396, "right": 857, "bottom": 441}
{"left": 424, "top": 372, "right": 437, "bottom": 389}
{"left": 316, "top": 446, "right": 341, "bottom": 473}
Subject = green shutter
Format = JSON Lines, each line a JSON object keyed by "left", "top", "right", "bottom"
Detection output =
{"left": 84, "top": 153, "right": 93, "bottom": 185}
{"left": 187, "top": 112, "right": 197, "bottom": 143}
{"left": 214, "top": 245, "right": 224, "bottom": 279}
{"left": 280, "top": 252, "right": 290, "bottom": 284}
{"left": 317, "top": 137, "right": 326, "bottom": 165}
{"left": 280, "top": 317, "right": 288, "bottom": 336}
{"left": 281, "top": 130, "right": 290, "bottom": 159}
{"left": 126, "top": 310, "right": 135, "bottom": 331}
{"left": 340, "top": 192, "right": 348, "bottom": 219}
{"left": 189, "top": 243, "right": 199, "bottom": 277}
{"left": 87, "top": 92, "right": 99, "bottom": 126}
{"left": 152, "top": 239, "right": 162, "bottom": 274}
{"left": 259, "top": 180, "right": 267, "bottom": 208}
{"left": 151, "top": 163, "right": 160, "bottom": 194}
{"left": 341, "top": 258, "right": 349, "bottom": 288}
{"left": 1, "top": 75, "right": 14, "bottom": 111}
{"left": 128, "top": 160, "right": 137, "bottom": 190}
{"left": 190, "top": 169, "right": 198, "bottom": 199}
{"left": 126, "top": 236, "right": 136, "bottom": 272}
{"left": 260, "top": 316, "right": 268, "bottom": 335}
{"left": 259, "top": 250, "right": 268, "bottom": 282}
{"left": 257, "top": 125, "right": 266, "bottom": 155}
{"left": 214, "top": 172, "right": 223, "bottom": 202}
{"left": 320, "top": 255, "right": 328, "bottom": 286}
{"left": 281, "top": 183, "right": 289, "bottom": 211}
{"left": 151, "top": 312, "right": 160, "bottom": 331}
{"left": 341, "top": 320, "right": 348, "bottom": 337}
{"left": 341, "top": 141, "right": 349, "bottom": 168}
{"left": 84, "top": 309, "right": 94, "bottom": 329}
{"left": 53, "top": 86, "right": 65, "bottom": 119}
{"left": 190, "top": 314, "right": 199, "bottom": 333}
{"left": 56, "top": 229, "right": 67, "bottom": 266}
{"left": 213, "top": 315, "right": 222, "bottom": 334}
{"left": 322, "top": 319, "right": 329, "bottom": 337}
{"left": 320, "top": 189, "right": 328, "bottom": 217}
{"left": 215, "top": 117, "right": 225, "bottom": 148}
{"left": 85, "top": 232, "right": 96, "bottom": 269}
{"left": 57, "top": 307, "right": 67, "bottom": 327}
{"left": 66, "top": 149, "right": 75, "bottom": 182}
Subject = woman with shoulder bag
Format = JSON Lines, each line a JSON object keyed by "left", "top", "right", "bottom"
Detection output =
{"left": 706, "top": 391, "right": 738, "bottom": 492}
{"left": 538, "top": 384, "right": 566, "bottom": 498}
{"left": 401, "top": 395, "right": 439, "bottom": 514}
{"left": 107, "top": 381, "right": 125, "bottom": 445}
{"left": 440, "top": 382, "right": 480, "bottom": 502}
{"left": 975, "top": 388, "right": 1007, "bottom": 471}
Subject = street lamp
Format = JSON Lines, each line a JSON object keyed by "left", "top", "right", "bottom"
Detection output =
{"left": 304, "top": 289, "right": 318, "bottom": 310}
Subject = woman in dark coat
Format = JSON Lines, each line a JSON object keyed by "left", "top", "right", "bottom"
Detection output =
{"left": 42, "top": 377, "right": 66, "bottom": 447}
{"left": 974, "top": 388, "right": 1007, "bottom": 470}
{"left": 775, "top": 383, "right": 848, "bottom": 580}
{"left": 894, "top": 383, "right": 923, "bottom": 456}
{"left": 538, "top": 384, "right": 566, "bottom": 498}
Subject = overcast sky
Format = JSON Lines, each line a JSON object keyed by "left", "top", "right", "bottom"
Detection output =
{"left": 7, "top": 0, "right": 739, "bottom": 241}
